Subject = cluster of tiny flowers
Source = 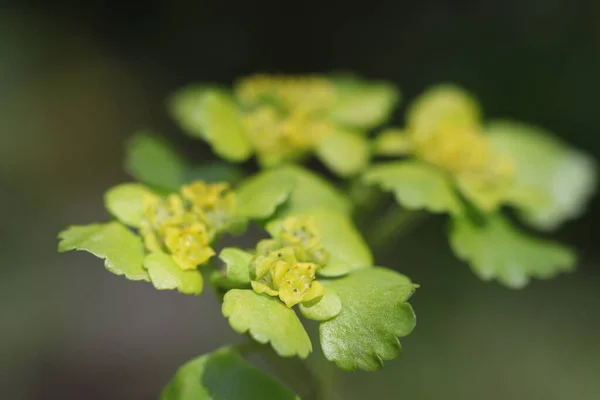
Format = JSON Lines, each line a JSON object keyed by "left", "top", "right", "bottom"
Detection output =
{"left": 140, "top": 182, "right": 236, "bottom": 270}
{"left": 234, "top": 75, "right": 337, "bottom": 164}
{"left": 250, "top": 216, "right": 328, "bottom": 307}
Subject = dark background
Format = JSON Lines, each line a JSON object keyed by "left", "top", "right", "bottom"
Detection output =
{"left": 1, "top": 1, "right": 599, "bottom": 399}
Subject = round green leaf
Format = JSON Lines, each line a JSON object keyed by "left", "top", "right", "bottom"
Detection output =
{"left": 363, "top": 160, "right": 464, "bottom": 215}
{"left": 449, "top": 214, "right": 577, "bottom": 288}
{"left": 104, "top": 183, "right": 152, "bottom": 228}
{"left": 319, "top": 268, "right": 418, "bottom": 371}
{"left": 299, "top": 288, "right": 341, "bottom": 321}
{"left": 373, "top": 128, "right": 413, "bottom": 156}
{"left": 486, "top": 120, "right": 597, "bottom": 231}
{"left": 222, "top": 289, "right": 312, "bottom": 358}
{"left": 169, "top": 86, "right": 252, "bottom": 162}
{"left": 58, "top": 222, "right": 149, "bottom": 281}
{"left": 143, "top": 252, "right": 204, "bottom": 295}
{"left": 125, "top": 133, "right": 187, "bottom": 191}
{"left": 161, "top": 347, "right": 298, "bottom": 400}
{"left": 316, "top": 129, "right": 371, "bottom": 177}
{"left": 235, "top": 169, "right": 296, "bottom": 219}
{"left": 218, "top": 248, "right": 253, "bottom": 287}
{"left": 329, "top": 79, "right": 399, "bottom": 129}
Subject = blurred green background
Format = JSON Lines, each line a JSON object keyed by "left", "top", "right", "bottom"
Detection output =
{"left": 1, "top": 1, "right": 599, "bottom": 399}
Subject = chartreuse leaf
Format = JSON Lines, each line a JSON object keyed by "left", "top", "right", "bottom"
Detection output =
{"left": 449, "top": 214, "right": 576, "bottom": 288}
{"left": 373, "top": 128, "right": 413, "bottom": 156}
{"left": 486, "top": 120, "right": 597, "bottom": 231}
{"left": 143, "top": 252, "right": 203, "bottom": 295}
{"left": 222, "top": 289, "right": 312, "bottom": 358}
{"left": 169, "top": 86, "right": 252, "bottom": 161}
{"left": 316, "top": 129, "right": 370, "bottom": 177}
{"left": 406, "top": 83, "right": 481, "bottom": 131}
{"left": 218, "top": 248, "right": 253, "bottom": 286}
{"left": 236, "top": 166, "right": 351, "bottom": 220}
{"left": 235, "top": 169, "right": 296, "bottom": 219}
{"left": 58, "top": 222, "right": 149, "bottom": 281}
{"left": 104, "top": 183, "right": 152, "bottom": 228}
{"left": 161, "top": 347, "right": 298, "bottom": 400}
{"left": 276, "top": 165, "right": 352, "bottom": 217}
{"left": 299, "top": 288, "right": 342, "bottom": 321}
{"left": 125, "top": 133, "right": 187, "bottom": 191}
{"left": 329, "top": 78, "right": 399, "bottom": 129}
{"left": 319, "top": 268, "right": 417, "bottom": 371}
{"left": 363, "top": 160, "right": 464, "bottom": 215}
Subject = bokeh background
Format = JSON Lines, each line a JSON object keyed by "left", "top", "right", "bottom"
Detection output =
{"left": 2, "top": 1, "right": 599, "bottom": 399}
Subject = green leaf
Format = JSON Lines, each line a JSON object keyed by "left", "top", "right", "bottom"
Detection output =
{"left": 373, "top": 128, "right": 413, "bottom": 156}
{"left": 236, "top": 166, "right": 352, "bottom": 220}
{"left": 104, "top": 183, "right": 152, "bottom": 228}
{"left": 222, "top": 289, "right": 312, "bottom": 358}
{"left": 299, "top": 288, "right": 342, "bottom": 321}
{"left": 319, "top": 268, "right": 417, "bottom": 371}
{"left": 235, "top": 169, "right": 296, "bottom": 219}
{"left": 316, "top": 129, "right": 371, "bottom": 177}
{"left": 125, "top": 133, "right": 187, "bottom": 191}
{"left": 161, "top": 347, "right": 298, "bottom": 400}
{"left": 58, "top": 222, "right": 149, "bottom": 281}
{"left": 406, "top": 84, "right": 481, "bottom": 132}
{"left": 184, "top": 161, "right": 245, "bottom": 185}
{"left": 329, "top": 79, "right": 399, "bottom": 129}
{"left": 169, "top": 86, "right": 252, "bottom": 162}
{"left": 143, "top": 252, "right": 203, "bottom": 295}
{"left": 275, "top": 165, "right": 352, "bottom": 218}
{"left": 486, "top": 120, "right": 597, "bottom": 231}
{"left": 363, "top": 161, "right": 464, "bottom": 215}
{"left": 219, "top": 248, "right": 253, "bottom": 286}
{"left": 449, "top": 214, "right": 577, "bottom": 288}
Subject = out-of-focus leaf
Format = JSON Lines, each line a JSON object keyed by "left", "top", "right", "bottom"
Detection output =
{"left": 184, "top": 162, "right": 245, "bottom": 185}
{"left": 161, "top": 347, "right": 298, "bottom": 400}
{"left": 406, "top": 84, "right": 481, "bottom": 132}
{"left": 125, "top": 133, "right": 187, "bottom": 191}
{"left": 316, "top": 129, "right": 370, "bottom": 177}
{"left": 222, "top": 289, "right": 312, "bottom": 358}
{"left": 104, "top": 183, "right": 152, "bottom": 228}
{"left": 329, "top": 79, "right": 399, "bottom": 129}
{"left": 58, "top": 222, "right": 149, "bottom": 281}
{"left": 143, "top": 252, "right": 203, "bottom": 295}
{"left": 299, "top": 288, "right": 342, "bottom": 321}
{"left": 219, "top": 248, "right": 253, "bottom": 286}
{"left": 486, "top": 120, "right": 597, "bottom": 231}
{"left": 319, "top": 268, "right": 417, "bottom": 371}
{"left": 373, "top": 128, "right": 413, "bottom": 156}
{"left": 449, "top": 214, "right": 576, "bottom": 288}
{"left": 169, "top": 86, "right": 252, "bottom": 161}
{"left": 235, "top": 169, "right": 296, "bottom": 219}
{"left": 363, "top": 161, "right": 463, "bottom": 215}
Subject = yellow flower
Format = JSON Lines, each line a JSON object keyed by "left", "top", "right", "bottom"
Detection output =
{"left": 277, "top": 216, "right": 328, "bottom": 265}
{"left": 181, "top": 181, "right": 236, "bottom": 232}
{"left": 251, "top": 247, "right": 324, "bottom": 308}
{"left": 164, "top": 224, "right": 215, "bottom": 270}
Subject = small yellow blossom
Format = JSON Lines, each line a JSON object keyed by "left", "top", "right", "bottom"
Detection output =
{"left": 139, "top": 181, "right": 237, "bottom": 270}
{"left": 235, "top": 74, "right": 336, "bottom": 114}
{"left": 251, "top": 247, "right": 324, "bottom": 308}
{"left": 277, "top": 216, "right": 328, "bottom": 265}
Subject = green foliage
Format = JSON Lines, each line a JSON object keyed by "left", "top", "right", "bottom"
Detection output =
{"left": 58, "top": 222, "right": 149, "bottom": 281}
{"left": 104, "top": 183, "right": 150, "bottom": 228}
{"left": 169, "top": 86, "right": 252, "bottom": 161}
{"left": 58, "top": 73, "right": 598, "bottom": 397}
{"left": 486, "top": 120, "right": 597, "bottom": 231}
{"left": 319, "top": 268, "right": 417, "bottom": 371}
{"left": 222, "top": 289, "right": 312, "bottom": 358}
{"left": 162, "top": 347, "right": 298, "bottom": 400}
{"left": 363, "top": 160, "right": 464, "bottom": 215}
{"left": 449, "top": 214, "right": 576, "bottom": 288}
{"left": 125, "top": 133, "right": 187, "bottom": 191}
{"left": 144, "top": 252, "right": 204, "bottom": 295}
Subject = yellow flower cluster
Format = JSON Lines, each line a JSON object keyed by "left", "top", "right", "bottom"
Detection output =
{"left": 251, "top": 216, "right": 328, "bottom": 307}
{"left": 235, "top": 75, "right": 337, "bottom": 165}
{"left": 140, "top": 181, "right": 236, "bottom": 270}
